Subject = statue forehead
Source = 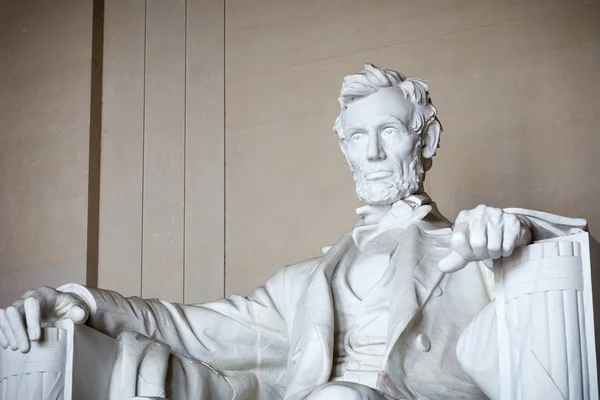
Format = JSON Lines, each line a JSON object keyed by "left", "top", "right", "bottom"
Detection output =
{"left": 341, "top": 86, "right": 412, "bottom": 127}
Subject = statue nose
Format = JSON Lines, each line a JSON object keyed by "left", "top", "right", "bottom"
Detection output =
{"left": 367, "top": 133, "right": 386, "bottom": 161}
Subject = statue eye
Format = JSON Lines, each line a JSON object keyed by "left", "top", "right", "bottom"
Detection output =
{"left": 351, "top": 133, "right": 365, "bottom": 141}
{"left": 382, "top": 128, "right": 396, "bottom": 136}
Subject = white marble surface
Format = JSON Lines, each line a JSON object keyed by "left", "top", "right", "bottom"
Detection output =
{"left": 0, "top": 64, "right": 595, "bottom": 399}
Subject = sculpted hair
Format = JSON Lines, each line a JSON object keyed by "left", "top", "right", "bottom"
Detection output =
{"left": 334, "top": 63, "right": 441, "bottom": 144}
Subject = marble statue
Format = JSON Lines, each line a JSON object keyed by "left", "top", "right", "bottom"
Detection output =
{"left": 0, "top": 64, "right": 597, "bottom": 400}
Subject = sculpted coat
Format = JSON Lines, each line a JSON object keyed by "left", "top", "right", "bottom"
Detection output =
{"left": 57, "top": 200, "right": 585, "bottom": 400}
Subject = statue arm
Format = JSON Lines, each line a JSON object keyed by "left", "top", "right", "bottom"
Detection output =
{"left": 59, "top": 265, "right": 294, "bottom": 371}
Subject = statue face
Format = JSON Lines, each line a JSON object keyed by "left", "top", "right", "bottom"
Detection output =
{"left": 340, "top": 87, "right": 423, "bottom": 206}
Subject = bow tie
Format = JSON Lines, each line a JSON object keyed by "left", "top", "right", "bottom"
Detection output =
{"left": 352, "top": 193, "right": 433, "bottom": 250}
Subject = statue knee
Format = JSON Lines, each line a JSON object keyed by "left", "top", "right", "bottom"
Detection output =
{"left": 306, "top": 382, "right": 363, "bottom": 400}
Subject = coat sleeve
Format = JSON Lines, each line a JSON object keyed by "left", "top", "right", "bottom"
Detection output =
{"left": 58, "top": 264, "right": 304, "bottom": 372}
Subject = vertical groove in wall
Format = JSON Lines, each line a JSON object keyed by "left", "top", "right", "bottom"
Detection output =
{"left": 86, "top": 0, "right": 105, "bottom": 288}
{"left": 183, "top": 0, "right": 187, "bottom": 301}
{"left": 183, "top": 0, "right": 225, "bottom": 303}
{"left": 140, "top": 0, "right": 147, "bottom": 297}
{"left": 223, "top": 0, "right": 227, "bottom": 298}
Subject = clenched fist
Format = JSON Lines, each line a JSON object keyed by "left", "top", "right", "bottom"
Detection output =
{"left": 0, "top": 286, "right": 89, "bottom": 353}
{"left": 438, "top": 205, "right": 532, "bottom": 273}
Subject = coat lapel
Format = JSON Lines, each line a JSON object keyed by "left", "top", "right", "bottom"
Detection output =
{"left": 385, "top": 224, "right": 452, "bottom": 359}
{"left": 284, "top": 234, "right": 357, "bottom": 400}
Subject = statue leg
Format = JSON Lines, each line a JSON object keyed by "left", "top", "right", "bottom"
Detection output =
{"left": 305, "top": 382, "right": 401, "bottom": 400}
{"left": 166, "top": 355, "right": 262, "bottom": 400}
{"left": 110, "top": 331, "right": 171, "bottom": 400}
{"left": 109, "top": 331, "right": 244, "bottom": 400}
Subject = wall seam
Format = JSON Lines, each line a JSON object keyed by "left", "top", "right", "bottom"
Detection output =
{"left": 223, "top": 0, "right": 227, "bottom": 298}
{"left": 140, "top": 0, "right": 148, "bottom": 297}
{"left": 86, "top": 0, "right": 105, "bottom": 289}
{"left": 183, "top": 0, "right": 188, "bottom": 302}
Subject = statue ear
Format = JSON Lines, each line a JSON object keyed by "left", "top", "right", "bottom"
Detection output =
{"left": 339, "top": 139, "right": 352, "bottom": 164}
{"left": 421, "top": 119, "right": 441, "bottom": 159}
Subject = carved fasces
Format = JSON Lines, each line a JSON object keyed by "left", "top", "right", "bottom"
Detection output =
{"left": 0, "top": 327, "right": 67, "bottom": 399}
{"left": 495, "top": 235, "right": 598, "bottom": 400}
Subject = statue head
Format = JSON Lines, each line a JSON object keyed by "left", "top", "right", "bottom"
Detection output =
{"left": 334, "top": 64, "right": 442, "bottom": 206}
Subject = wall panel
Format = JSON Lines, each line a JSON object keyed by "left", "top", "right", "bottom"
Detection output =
{"left": 142, "top": 0, "right": 186, "bottom": 302}
{"left": 98, "top": 1, "right": 225, "bottom": 302}
{"left": 98, "top": 0, "right": 145, "bottom": 296}
{"left": 184, "top": 0, "right": 225, "bottom": 304}
{"left": 225, "top": 1, "right": 600, "bottom": 296}
{"left": 0, "top": 0, "right": 94, "bottom": 304}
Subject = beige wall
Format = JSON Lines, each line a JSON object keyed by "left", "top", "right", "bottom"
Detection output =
{"left": 2, "top": 1, "right": 599, "bottom": 305}
{"left": 225, "top": 0, "right": 600, "bottom": 296}
{"left": 98, "top": 0, "right": 224, "bottom": 303}
{"left": 0, "top": 0, "right": 95, "bottom": 306}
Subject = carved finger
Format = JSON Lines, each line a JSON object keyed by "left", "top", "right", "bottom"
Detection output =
{"left": 11, "top": 298, "right": 25, "bottom": 313}
{"left": 501, "top": 224, "right": 519, "bottom": 257}
{"left": 24, "top": 296, "right": 42, "bottom": 341}
{"left": 0, "top": 320, "right": 8, "bottom": 348}
{"left": 454, "top": 209, "right": 469, "bottom": 224}
{"left": 487, "top": 207, "right": 503, "bottom": 223}
{"left": 451, "top": 223, "right": 476, "bottom": 262}
{"left": 486, "top": 220, "right": 503, "bottom": 260}
{"left": 469, "top": 219, "right": 488, "bottom": 260}
{"left": 6, "top": 306, "right": 29, "bottom": 353}
{"left": 0, "top": 308, "right": 18, "bottom": 350}
{"left": 438, "top": 251, "right": 469, "bottom": 273}
{"left": 68, "top": 304, "right": 88, "bottom": 324}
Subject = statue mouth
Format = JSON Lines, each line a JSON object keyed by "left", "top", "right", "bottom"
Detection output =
{"left": 364, "top": 171, "right": 393, "bottom": 181}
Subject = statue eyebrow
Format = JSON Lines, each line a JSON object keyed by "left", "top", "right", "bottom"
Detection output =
{"left": 377, "top": 114, "right": 406, "bottom": 127}
{"left": 343, "top": 123, "right": 365, "bottom": 135}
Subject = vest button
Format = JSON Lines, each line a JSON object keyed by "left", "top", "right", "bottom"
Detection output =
{"left": 415, "top": 333, "right": 431, "bottom": 352}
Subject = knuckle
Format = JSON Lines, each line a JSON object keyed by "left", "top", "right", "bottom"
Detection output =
{"left": 6, "top": 306, "right": 18, "bottom": 316}
{"left": 503, "top": 238, "right": 516, "bottom": 251}
{"left": 451, "top": 231, "right": 468, "bottom": 247}
{"left": 504, "top": 213, "right": 518, "bottom": 226}
{"left": 488, "top": 246, "right": 501, "bottom": 257}
{"left": 38, "top": 286, "right": 56, "bottom": 294}
{"left": 24, "top": 297, "right": 38, "bottom": 308}
{"left": 470, "top": 236, "right": 487, "bottom": 249}
{"left": 488, "top": 241, "right": 501, "bottom": 252}
{"left": 488, "top": 207, "right": 503, "bottom": 219}
{"left": 10, "top": 300, "right": 24, "bottom": 311}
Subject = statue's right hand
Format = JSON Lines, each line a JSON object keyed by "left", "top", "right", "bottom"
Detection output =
{"left": 0, "top": 286, "right": 89, "bottom": 353}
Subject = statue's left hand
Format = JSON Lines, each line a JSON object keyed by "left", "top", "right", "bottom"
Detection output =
{"left": 438, "top": 205, "right": 531, "bottom": 273}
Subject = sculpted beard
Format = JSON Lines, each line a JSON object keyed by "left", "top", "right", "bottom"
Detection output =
{"left": 354, "top": 140, "right": 424, "bottom": 205}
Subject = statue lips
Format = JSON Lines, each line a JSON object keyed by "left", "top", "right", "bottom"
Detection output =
{"left": 365, "top": 171, "right": 393, "bottom": 181}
